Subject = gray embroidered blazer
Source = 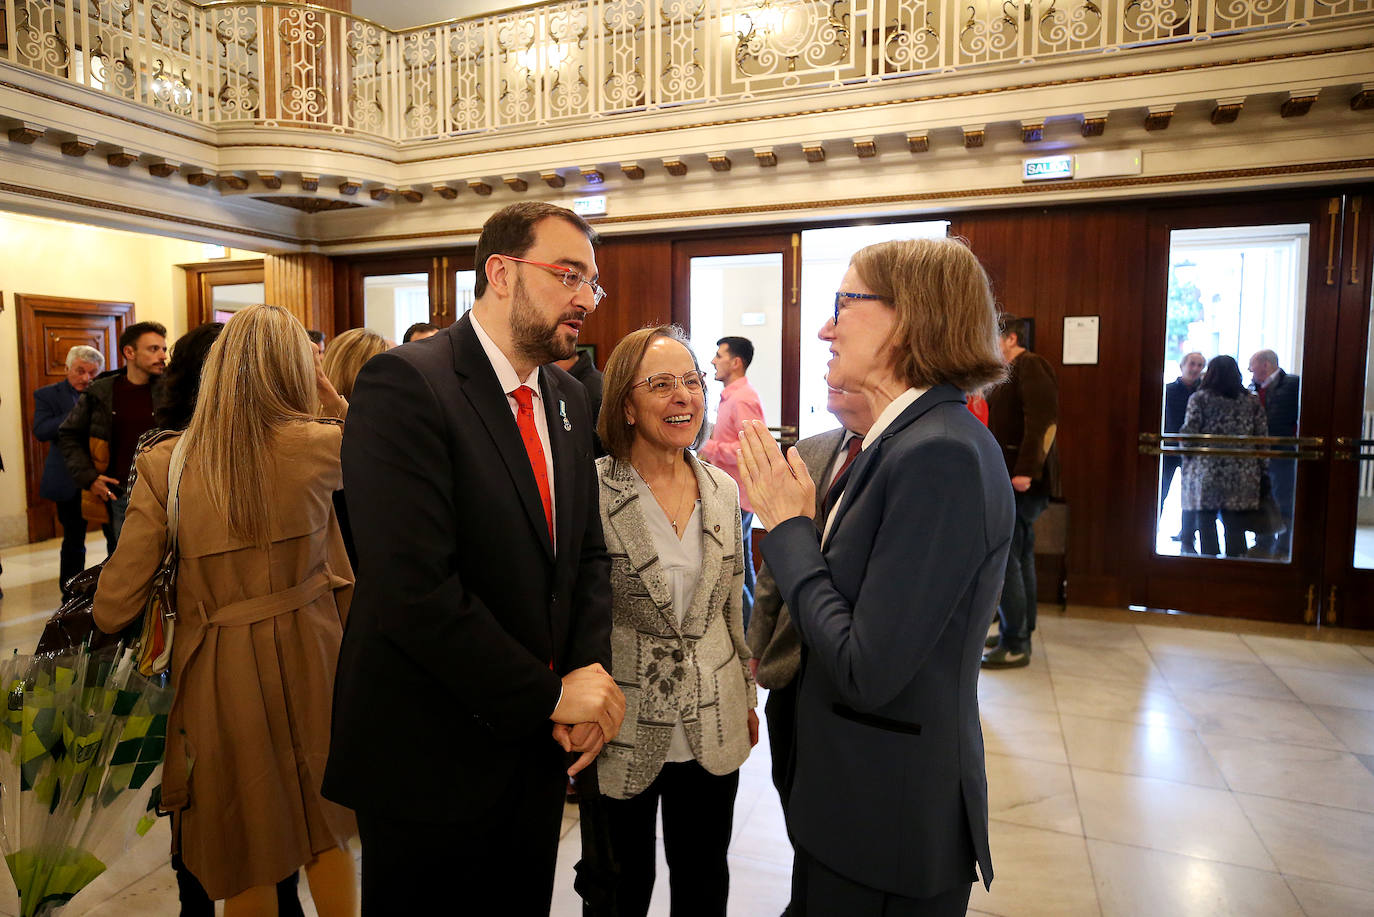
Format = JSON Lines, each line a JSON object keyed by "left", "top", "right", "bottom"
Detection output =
{"left": 596, "top": 452, "right": 757, "bottom": 799}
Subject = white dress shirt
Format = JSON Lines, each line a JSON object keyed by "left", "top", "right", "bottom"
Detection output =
{"left": 471, "top": 311, "right": 557, "bottom": 543}
{"left": 822, "top": 386, "right": 927, "bottom": 547}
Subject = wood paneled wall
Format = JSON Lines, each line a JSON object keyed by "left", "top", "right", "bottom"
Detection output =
{"left": 265, "top": 253, "right": 334, "bottom": 335}
{"left": 950, "top": 206, "right": 1152, "bottom": 608}
{"left": 577, "top": 235, "right": 676, "bottom": 366}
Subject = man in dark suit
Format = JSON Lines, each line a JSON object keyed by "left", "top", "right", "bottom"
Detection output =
{"left": 33, "top": 345, "right": 104, "bottom": 592}
{"left": 323, "top": 202, "right": 625, "bottom": 914}
{"left": 1161, "top": 352, "right": 1205, "bottom": 546}
{"left": 1248, "top": 349, "right": 1301, "bottom": 556}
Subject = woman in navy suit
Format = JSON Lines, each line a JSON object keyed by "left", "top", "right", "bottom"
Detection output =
{"left": 738, "top": 237, "right": 1013, "bottom": 916}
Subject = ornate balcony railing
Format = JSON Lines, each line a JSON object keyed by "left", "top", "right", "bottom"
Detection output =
{"left": 2, "top": 0, "right": 1371, "bottom": 143}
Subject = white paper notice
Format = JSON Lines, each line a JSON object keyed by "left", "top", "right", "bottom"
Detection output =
{"left": 1062, "top": 315, "right": 1099, "bottom": 365}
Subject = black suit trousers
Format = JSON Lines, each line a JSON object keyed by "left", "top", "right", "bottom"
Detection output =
{"left": 764, "top": 679, "right": 798, "bottom": 812}
{"left": 791, "top": 846, "right": 973, "bottom": 917}
{"left": 356, "top": 745, "right": 566, "bottom": 916}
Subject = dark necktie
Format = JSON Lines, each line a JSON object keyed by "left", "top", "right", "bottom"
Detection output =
{"left": 1258, "top": 385, "right": 1268, "bottom": 408}
{"left": 822, "top": 435, "right": 863, "bottom": 520}
{"left": 510, "top": 385, "right": 553, "bottom": 543}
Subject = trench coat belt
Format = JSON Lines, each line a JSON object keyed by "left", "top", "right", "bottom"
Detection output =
{"left": 159, "top": 566, "right": 349, "bottom": 813}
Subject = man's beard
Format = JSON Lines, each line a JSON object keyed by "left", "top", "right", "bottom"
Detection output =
{"left": 510, "top": 274, "right": 579, "bottom": 365}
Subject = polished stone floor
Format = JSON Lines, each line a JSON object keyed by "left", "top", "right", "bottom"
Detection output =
{"left": 2, "top": 533, "right": 1373, "bottom": 915}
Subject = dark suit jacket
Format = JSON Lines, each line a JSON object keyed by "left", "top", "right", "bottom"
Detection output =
{"left": 1163, "top": 377, "right": 1200, "bottom": 435}
{"left": 745, "top": 427, "right": 844, "bottom": 690}
{"left": 1254, "top": 370, "right": 1300, "bottom": 437}
{"left": 322, "top": 315, "right": 611, "bottom": 821}
{"left": 987, "top": 350, "right": 1060, "bottom": 497}
{"left": 762, "top": 384, "right": 1014, "bottom": 898}
{"left": 33, "top": 380, "right": 82, "bottom": 501}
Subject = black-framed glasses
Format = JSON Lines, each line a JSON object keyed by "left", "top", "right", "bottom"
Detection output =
{"left": 498, "top": 255, "right": 607, "bottom": 305}
{"left": 632, "top": 370, "right": 707, "bottom": 398}
{"left": 833, "top": 291, "right": 884, "bottom": 324}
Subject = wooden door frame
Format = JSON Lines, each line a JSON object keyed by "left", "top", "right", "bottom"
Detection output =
{"left": 183, "top": 259, "right": 265, "bottom": 328}
{"left": 1130, "top": 194, "right": 1341, "bottom": 623}
{"left": 14, "top": 294, "right": 133, "bottom": 542}
{"left": 1324, "top": 189, "right": 1374, "bottom": 629}
{"left": 671, "top": 233, "right": 802, "bottom": 440}
{"left": 334, "top": 249, "right": 476, "bottom": 333}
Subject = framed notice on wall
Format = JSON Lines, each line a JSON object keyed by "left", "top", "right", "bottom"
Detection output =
{"left": 1063, "top": 315, "right": 1099, "bottom": 365}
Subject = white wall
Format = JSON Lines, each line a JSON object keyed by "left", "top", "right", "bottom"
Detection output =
{"left": 0, "top": 212, "right": 260, "bottom": 546}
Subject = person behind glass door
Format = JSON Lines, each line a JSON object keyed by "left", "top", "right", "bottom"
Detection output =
{"left": 1181, "top": 354, "right": 1269, "bottom": 558}
{"left": 595, "top": 325, "right": 757, "bottom": 917}
{"left": 1247, "top": 349, "right": 1300, "bottom": 557}
{"left": 93, "top": 304, "right": 357, "bottom": 917}
{"left": 1163, "top": 351, "right": 1206, "bottom": 549}
{"left": 737, "top": 237, "right": 1012, "bottom": 916}
{"left": 32, "top": 345, "right": 103, "bottom": 594}
{"left": 698, "top": 336, "right": 766, "bottom": 630}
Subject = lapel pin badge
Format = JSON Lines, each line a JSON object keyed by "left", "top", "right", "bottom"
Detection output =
{"left": 559, "top": 399, "right": 572, "bottom": 431}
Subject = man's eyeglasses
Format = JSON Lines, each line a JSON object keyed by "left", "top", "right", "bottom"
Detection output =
{"left": 633, "top": 370, "right": 707, "bottom": 398}
{"left": 833, "top": 291, "right": 884, "bottom": 324}
{"left": 498, "top": 255, "right": 607, "bottom": 305}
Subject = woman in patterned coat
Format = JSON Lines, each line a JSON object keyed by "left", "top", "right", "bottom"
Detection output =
{"left": 594, "top": 324, "right": 757, "bottom": 917}
{"left": 1180, "top": 354, "right": 1269, "bottom": 557}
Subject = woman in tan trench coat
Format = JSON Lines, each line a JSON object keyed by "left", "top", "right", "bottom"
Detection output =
{"left": 94, "top": 304, "right": 357, "bottom": 917}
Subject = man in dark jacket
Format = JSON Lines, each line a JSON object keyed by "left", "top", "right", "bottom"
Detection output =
{"left": 554, "top": 346, "right": 605, "bottom": 455}
{"left": 983, "top": 315, "right": 1059, "bottom": 669}
{"left": 34, "top": 345, "right": 105, "bottom": 590}
{"left": 1162, "top": 351, "right": 1206, "bottom": 542}
{"left": 1249, "top": 349, "right": 1301, "bottom": 556}
{"left": 58, "top": 321, "right": 166, "bottom": 552}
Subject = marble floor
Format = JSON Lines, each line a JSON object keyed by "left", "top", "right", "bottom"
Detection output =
{"left": 2, "top": 535, "right": 1374, "bottom": 915}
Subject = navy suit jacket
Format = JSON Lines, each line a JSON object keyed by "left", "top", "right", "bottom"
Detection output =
{"left": 762, "top": 384, "right": 1014, "bottom": 898}
{"left": 322, "top": 315, "right": 611, "bottom": 820}
{"left": 1255, "top": 370, "right": 1300, "bottom": 437}
{"left": 33, "top": 380, "right": 81, "bottom": 501}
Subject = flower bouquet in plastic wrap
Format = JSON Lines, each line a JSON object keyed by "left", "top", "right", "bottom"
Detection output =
{"left": 0, "top": 644, "right": 172, "bottom": 916}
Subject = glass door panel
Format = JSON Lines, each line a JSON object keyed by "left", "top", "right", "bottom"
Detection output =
{"left": 362, "top": 273, "right": 430, "bottom": 343}
{"left": 1154, "top": 224, "right": 1310, "bottom": 564}
{"left": 209, "top": 282, "right": 264, "bottom": 323}
{"left": 1354, "top": 292, "right": 1374, "bottom": 571}
{"left": 688, "top": 253, "right": 784, "bottom": 432}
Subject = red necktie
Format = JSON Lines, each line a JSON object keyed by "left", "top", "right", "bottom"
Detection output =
{"left": 510, "top": 385, "right": 553, "bottom": 543}
{"left": 823, "top": 435, "right": 863, "bottom": 519}
{"left": 1258, "top": 386, "right": 1268, "bottom": 408}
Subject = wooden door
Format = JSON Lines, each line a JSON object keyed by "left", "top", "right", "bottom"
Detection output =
{"left": 15, "top": 295, "right": 133, "bottom": 541}
{"left": 184, "top": 260, "right": 265, "bottom": 328}
{"left": 1324, "top": 191, "right": 1374, "bottom": 629}
{"left": 1130, "top": 196, "right": 1339, "bottom": 624}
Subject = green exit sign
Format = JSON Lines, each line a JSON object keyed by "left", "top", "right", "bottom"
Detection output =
{"left": 1023, "top": 156, "right": 1074, "bottom": 181}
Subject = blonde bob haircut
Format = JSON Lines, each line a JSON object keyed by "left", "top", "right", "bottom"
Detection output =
{"left": 182, "top": 303, "right": 317, "bottom": 547}
{"left": 598, "top": 324, "right": 705, "bottom": 462}
{"left": 849, "top": 237, "right": 1007, "bottom": 393}
{"left": 322, "top": 327, "right": 389, "bottom": 399}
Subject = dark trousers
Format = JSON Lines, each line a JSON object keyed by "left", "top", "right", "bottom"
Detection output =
{"left": 1159, "top": 455, "right": 1180, "bottom": 510}
{"left": 106, "top": 487, "right": 131, "bottom": 554}
{"left": 171, "top": 854, "right": 303, "bottom": 916}
{"left": 356, "top": 750, "right": 566, "bottom": 916}
{"left": 791, "top": 846, "right": 972, "bottom": 917}
{"left": 996, "top": 491, "right": 1048, "bottom": 653}
{"left": 741, "top": 511, "right": 756, "bottom": 631}
{"left": 1253, "top": 459, "right": 1297, "bottom": 556}
{"left": 602, "top": 761, "right": 740, "bottom": 917}
{"left": 764, "top": 679, "right": 798, "bottom": 811}
{"left": 1197, "top": 509, "right": 1248, "bottom": 557}
{"left": 53, "top": 495, "right": 87, "bottom": 593}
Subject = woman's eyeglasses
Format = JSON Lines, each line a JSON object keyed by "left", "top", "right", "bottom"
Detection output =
{"left": 497, "top": 255, "right": 607, "bottom": 305}
{"left": 833, "top": 291, "right": 884, "bottom": 324}
{"left": 633, "top": 371, "right": 707, "bottom": 398}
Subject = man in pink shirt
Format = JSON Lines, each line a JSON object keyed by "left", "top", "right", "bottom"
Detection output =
{"left": 699, "top": 336, "right": 766, "bottom": 627}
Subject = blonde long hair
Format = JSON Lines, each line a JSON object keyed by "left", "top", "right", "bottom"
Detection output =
{"left": 322, "top": 327, "right": 388, "bottom": 399}
{"left": 182, "top": 304, "right": 317, "bottom": 547}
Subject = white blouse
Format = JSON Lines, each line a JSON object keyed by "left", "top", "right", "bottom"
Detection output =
{"left": 631, "top": 468, "right": 703, "bottom": 763}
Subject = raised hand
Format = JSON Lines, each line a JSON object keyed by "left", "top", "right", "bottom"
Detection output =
{"left": 736, "top": 419, "right": 815, "bottom": 529}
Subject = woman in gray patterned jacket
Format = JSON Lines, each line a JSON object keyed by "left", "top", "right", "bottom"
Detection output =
{"left": 593, "top": 324, "right": 758, "bottom": 917}
{"left": 1180, "top": 354, "right": 1269, "bottom": 557}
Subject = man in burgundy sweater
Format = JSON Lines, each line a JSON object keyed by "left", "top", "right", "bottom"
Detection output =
{"left": 59, "top": 321, "right": 167, "bottom": 552}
